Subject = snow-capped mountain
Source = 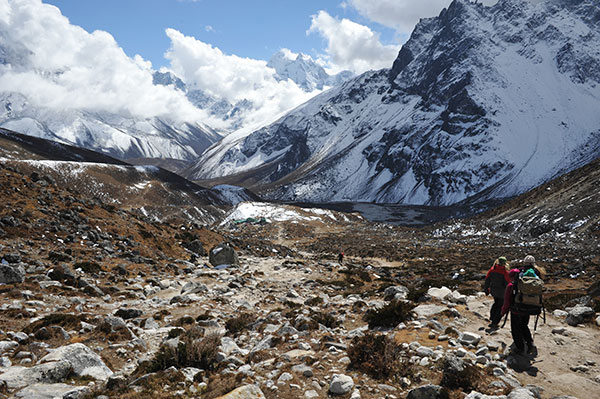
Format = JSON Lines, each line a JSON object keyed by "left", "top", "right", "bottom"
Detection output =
{"left": 186, "top": 0, "right": 600, "bottom": 206}
{"left": 267, "top": 50, "right": 354, "bottom": 92}
{"left": 0, "top": 92, "right": 222, "bottom": 161}
{"left": 153, "top": 53, "right": 353, "bottom": 130}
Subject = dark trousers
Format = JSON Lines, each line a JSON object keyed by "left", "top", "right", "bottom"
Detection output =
{"left": 490, "top": 296, "right": 504, "bottom": 325}
{"left": 510, "top": 312, "right": 533, "bottom": 351}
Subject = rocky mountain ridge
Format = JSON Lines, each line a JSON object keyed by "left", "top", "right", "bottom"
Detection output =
{"left": 187, "top": 0, "right": 600, "bottom": 207}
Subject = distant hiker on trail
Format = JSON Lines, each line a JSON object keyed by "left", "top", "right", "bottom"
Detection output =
{"left": 338, "top": 252, "right": 344, "bottom": 265}
{"left": 483, "top": 256, "right": 510, "bottom": 329}
{"left": 501, "top": 255, "right": 546, "bottom": 355}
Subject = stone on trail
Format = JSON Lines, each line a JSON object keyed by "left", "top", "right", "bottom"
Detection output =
{"left": 406, "top": 384, "right": 446, "bottom": 399}
{"left": 329, "top": 374, "right": 354, "bottom": 395}
{"left": 41, "top": 343, "right": 113, "bottom": 380}
{"left": 0, "top": 263, "right": 25, "bottom": 284}
{"left": 565, "top": 306, "right": 595, "bottom": 326}
{"left": 0, "top": 361, "right": 72, "bottom": 389}
{"left": 413, "top": 304, "right": 448, "bottom": 319}
{"left": 214, "top": 384, "right": 266, "bottom": 399}
{"left": 427, "top": 287, "right": 452, "bottom": 301}
{"left": 459, "top": 331, "right": 482, "bottom": 346}
{"left": 209, "top": 243, "right": 239, "bottom": 267}
{"left": 13, "top": 383, "right": 90, "bottom": 399}
{"left": 384, "top": 285, "right": 409, "bottom": 301}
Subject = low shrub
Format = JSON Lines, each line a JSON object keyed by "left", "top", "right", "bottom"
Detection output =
{"left": 73, "top": 261, "right": 102, "bottom": 274}
{"left": 363, "top": 300, "right": 415, "bottom": 328}
{"left": 347, "top": 333, "right": 414, "bottom": 380}
{"left": 148, "top": 329, "right": 220, "bottom": 372}
{"left": 311, "top": 311, "right": 341, "bottom": 329}
{"left": 225, "top": 313, "right": 254, "bottom": 335}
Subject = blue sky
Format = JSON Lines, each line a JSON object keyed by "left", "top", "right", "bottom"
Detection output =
{"left": 43, "top": 0, "right": 400, "bottom": 69}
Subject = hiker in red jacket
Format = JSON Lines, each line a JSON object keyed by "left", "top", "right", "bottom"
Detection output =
{"left": 483, "top": 256, "right": 510, "bottom": 328}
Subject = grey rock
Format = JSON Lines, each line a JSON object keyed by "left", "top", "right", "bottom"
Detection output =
{"left": 14, "top": 383, "right": 89, "bottom": 399}
{"left": 250, "top": 335, "right": 274, "bottom": 354}
{"left": 114, "top": 308, "right": 143, "bottom": 320}
{"left": 183, "top": 239, "right": 207, "bottom": 256}
{"left": 416, "top": 347, "right": 435, "bottom": 357}
{"left": 565, "top": 306, "right": 595, "bottom": 326}
{"left": 459, "top": 332, "right": 481, "bottom": 346}
{"left": 181, "top": 281, "right": 209, "bottom": 295}
{"left": 464, "top": 392, "right": 507, "bottom": 398}
{"left": 406, "top": 384, "right": 446, "bottom": 399}
{"left": 1, "top": 253, "right": 21, "bottom": 264}
{"left": 214, "top": 384, "right": 266, "bottom": 398}
{"left": 0, "top": 361, "right": 72, "bottom": 389}
{"left": 329, "top": 374, "right": 354, "bottom": 395}
{"left": 41, "top": 343, "right": 113, "bottom": 380}
{"left": 413, "top": 304, "right": 448, "bottom": 319}
{"left": 0, "top": 340, "right": 19, "bottom": 354}
{"left": 291, "top": 364, "right": 313, "bottom": 377}
{"left": 507, "top": 388, "right": 537, "bottom": 399}
{"left": 384, "top": 285, "right": 409, "bottom": 301}
{"left": 0, "top": 263, "right": 25, "bottom": 284}
{"left": 105, "top": 375, "right": 127, "bottom": 391}
{"left": 209, "top": 243, "right": 239, "bottom": 267}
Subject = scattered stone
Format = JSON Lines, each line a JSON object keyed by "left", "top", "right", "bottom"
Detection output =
{"left": 209, "top": 243, "right": 239, "bottom": 267}
{"left": 114, "top": 308, "right": 143, "bottom": 320}
{"left": 406, "top": 384, "right": 445, "bottom": 399}
{"left": 329, "top": 374, "right": 354, "bottom": 395}
{"left": 41, "top": 343, "right": 113, "bottom": 380}
{"left": 459, "top": 332, "right": 481, "bottom": 346}
{"left": 0, "top": 263, "right": 25, "bottom": 284}
{"left": 13, "top": 383, "right": 89, "bottom": 399}
{"left": 565, "top": 306, "right": 595, "bottom": 326}
{"left": 214, "top": 384, "right": 265, "bottom": 399}
{"left": 0, "top": 340, "right": 19, "bottom": 354}
{"left": 413, "top": 304, "right": 448, "bottom": 319}
{"left": 0, "top": 361, "right": 72, "bottom": 389}
{"left": 384, "top": 285, "right": 409, "bottom": 301}
{"left": 428, "top": 287, "right": 452, "bottom": 301}
{"left": 291, "top": 364, "right": 313, "bottom": 377}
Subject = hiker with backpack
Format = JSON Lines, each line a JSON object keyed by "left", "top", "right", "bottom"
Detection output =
{"left": 483, "top": 256, "right": 510, "bottom": 329}
{"left": 501, "top": 255, "right": 546, "bottom": 355}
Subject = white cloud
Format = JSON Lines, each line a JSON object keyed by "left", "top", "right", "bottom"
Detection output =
{"left": 345, "top": 0, "right": 498, "bottom": 32}
{"left": 204, "top": 25, "right": 214, "bottom": 33}
{"left": 0, "top": 0, "right": 208, "bottom": 123}
{"left": 164, "top": 28, "right": 318, "bottom": 127}
{"left": 308, "top": 11, "right": 400, "bottom": 74}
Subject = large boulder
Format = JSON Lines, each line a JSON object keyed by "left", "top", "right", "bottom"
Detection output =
{"left": 406, "top": 384, "right": 447, "bottom": 399}
{"left": 183, "top": 239, "right": 207, "bottom": 256}
{"left": 329, "top": 374, "right": 354, "bottom": 395}
{"left": 565, "top": 305, "right": 595, "bottom": 326}
{"left": 0, "top": 263, "right": 25, "bottom": 284}
{"left": 384, "top": 285, "right": 409, "bottom": 301}
{"left": 41, "top": 343, "right": 113, "bottom": 380}
{"left": 14, "top": 383, "right": 90, "bottom": 399}
{"left": 0, "top": 361, "right": 72, "bottom": 389}
{"left": 209, "top": 243, "right": 239, "bottom": 267}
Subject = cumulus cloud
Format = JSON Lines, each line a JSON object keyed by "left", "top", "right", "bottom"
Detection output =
{"left": 0, "top": 0, "right": 208, "bottom": 123}
{"left": 345, "top": 0, "right": 498, "bottom": 32}
{"left": 308, "top": 11, "right": 400, "bottom": 74}
{"left": 164, "top": 28, "right": 318, "bottom": 127}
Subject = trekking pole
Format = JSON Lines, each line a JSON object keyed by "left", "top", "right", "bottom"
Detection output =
{"left": 501, "top": 312, "right": 509, "bottom": 328}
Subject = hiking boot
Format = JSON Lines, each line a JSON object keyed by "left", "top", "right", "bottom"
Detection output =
{"left": 512, "top": 347, "right": 525, "bottom": 355}
{"left": 526, "top": 344, "right": 536, "bottom": 355}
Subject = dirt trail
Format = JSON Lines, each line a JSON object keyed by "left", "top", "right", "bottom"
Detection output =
{"left": 467, "top": 296, "right": 600, "bottom": 398}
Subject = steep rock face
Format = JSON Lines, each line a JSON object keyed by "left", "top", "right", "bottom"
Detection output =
{"left": 189, "top": 0, "right": 600, "bottom": 206}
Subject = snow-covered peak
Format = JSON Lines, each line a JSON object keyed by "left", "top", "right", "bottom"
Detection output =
{"left": 268, "top": 49, "right": 354, "bottom": 91}
{"left": 187, "top": 0, "right": 600, "bottom": 206}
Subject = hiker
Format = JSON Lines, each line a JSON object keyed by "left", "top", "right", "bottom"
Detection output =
{"left": 483, "top": 256, "right": 510, "bottom": 329}
{"left": 501, "top": 255, "right": 545, "bottom": 355}
{"left": 338, "top": 252, "right": 344, "bottom": 265}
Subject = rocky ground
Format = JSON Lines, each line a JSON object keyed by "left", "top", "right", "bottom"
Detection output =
{"left": 0, "top": 161, "right": 599, "bottom": 399}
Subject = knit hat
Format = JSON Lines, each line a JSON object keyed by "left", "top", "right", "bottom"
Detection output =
{"left": 523, "top": 255, "right": 536, "bottom": 266}
{"left": 508, "top": 268, "right": 520, "bottom": 278}
{"left": 498, "top": 256, "right": 507, "bottom": 265}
